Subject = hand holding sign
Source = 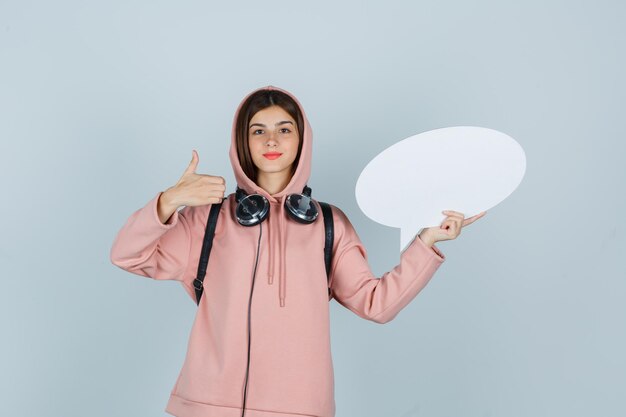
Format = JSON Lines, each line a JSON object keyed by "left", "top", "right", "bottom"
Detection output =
{"left": 418, "top": 209, "right": 487, "bottom": 249}
{"left": 355, "top": 126, "right": 526, "bottom": 252}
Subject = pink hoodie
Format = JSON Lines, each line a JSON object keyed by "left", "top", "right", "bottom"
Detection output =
{"left": 110, "top": 85, "right": 446, "bottom": 417}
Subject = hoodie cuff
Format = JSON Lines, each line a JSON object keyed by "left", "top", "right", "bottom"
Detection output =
{"left": 152, "top": 191, "right": 180, "bottom": 228}
{"left": 414, "top": 234, "right": 445, "bottom": 262}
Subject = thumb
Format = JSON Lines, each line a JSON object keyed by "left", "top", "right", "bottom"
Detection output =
{"left": 182, "top": 149, "right": 199, "bottom": 176}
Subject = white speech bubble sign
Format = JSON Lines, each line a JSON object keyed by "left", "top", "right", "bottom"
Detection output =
{"left": 355, "top": 126, "right": 526, "bottom": 252}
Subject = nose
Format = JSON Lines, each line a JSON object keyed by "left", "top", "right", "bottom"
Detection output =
{"left": 265, "top": 132, "right": 278, "bottom": 146}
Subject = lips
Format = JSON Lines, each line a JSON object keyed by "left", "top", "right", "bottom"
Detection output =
{"left": 263, "top": 152, "right": 282, "bottom": 160}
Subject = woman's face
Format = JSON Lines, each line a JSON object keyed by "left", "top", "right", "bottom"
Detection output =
{"left": 248, "top": 105, "right": 300, "bottom": 177}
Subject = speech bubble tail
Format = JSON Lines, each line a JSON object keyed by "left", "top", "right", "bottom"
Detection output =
{"left": 400, "top": 227, "right": 415, "bottom": 254}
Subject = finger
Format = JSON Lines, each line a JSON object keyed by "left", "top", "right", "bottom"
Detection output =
{"left": 450, "top": 219, "right": 460, "bottom": 236}
{"left": 470, "top": 211, "right": 487, "bottom": 220}
{"left": 203, "top": 175, "right": 227, "bottom": 185}
{"left": 443, "top": 215, "right": 464, "bottom": 230}
{"left": 442, "top": 210, "right": 465, "bottom": 218}
{"left": 462, "top": 218, "right": 477, "bottom": 227}
{"left": 207, "top": 196, "right": 224, "bottom": 204}
{"left": 205, "top": 188, "right": 226, "bottom": 198}
{"left": 449, "top": 222, "right": 458, "bottom": 237}
{"left": 462, "top": 211, "right": 487, "bottom": 227}
{"left": 440, "top": 219, "right": 454, "bottom": 235}
{"left": 206, "top": 181, "right": 227, "bottom": 193}
{"left": 183, "top": 150, "right": 199, "bottom": 176}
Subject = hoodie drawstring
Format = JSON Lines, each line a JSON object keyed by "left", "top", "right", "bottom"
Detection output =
{"left": 267, "top": 214, "right": 274, "bottom": 285}
{"left": 279, "top": 198, "right": 287, "bottom": 307}
{"left": 265, "top": 196, "right": 288, "bottom": 307}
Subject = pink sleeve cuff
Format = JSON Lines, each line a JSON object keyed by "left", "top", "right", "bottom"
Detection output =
{"left": 152, "top": 191, "right": 180, "bottom": 228}
{"left": 413, "top": 234, "right": 446, "bottom": 263}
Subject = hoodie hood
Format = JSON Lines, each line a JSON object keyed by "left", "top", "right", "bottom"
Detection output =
{"left": 229, "top": 85, "right": 314, "bottom": 307}
{"left": 229, "top": 85, "right": 312, "bottom": 202}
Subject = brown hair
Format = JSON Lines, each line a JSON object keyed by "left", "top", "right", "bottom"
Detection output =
{"left": 235, "top": 89, "right": 304, "bottom": 185}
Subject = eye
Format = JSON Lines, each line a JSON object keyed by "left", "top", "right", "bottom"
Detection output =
{"left": 280, "top": 128, "right": 291, "bottom": 133}
{"left": 252, "top": 129, "right": 263, "bottom": 135}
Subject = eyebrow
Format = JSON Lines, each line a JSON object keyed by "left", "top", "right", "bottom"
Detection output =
{"left": 249, "top": 121, "right": 294, "bottom": 129}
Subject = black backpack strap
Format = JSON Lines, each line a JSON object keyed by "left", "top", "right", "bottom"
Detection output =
{"left": 318, "top": 201, "right": 334, "bottom": 296}
{"left": 193, "top": 198, "right": 225, "bottom": 305}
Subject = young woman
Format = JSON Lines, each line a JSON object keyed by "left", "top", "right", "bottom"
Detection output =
{"left": 110, "top": 85, "right": 485, "bottom": 417}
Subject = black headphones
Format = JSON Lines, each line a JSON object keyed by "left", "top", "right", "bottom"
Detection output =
{"left": 235, "top": 185, "right": 319, "bottom": 226}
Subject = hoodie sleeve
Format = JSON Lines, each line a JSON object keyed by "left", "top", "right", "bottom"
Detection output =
{"left": 109, "top": 191, "right": 195, "bottom": 288}
{"left": 328, "top": 205, "right": 446, "bottom": 324}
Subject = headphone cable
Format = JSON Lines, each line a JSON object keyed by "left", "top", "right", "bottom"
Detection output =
{"left": 241, "top": 221, "right": 262, "bottom": 417}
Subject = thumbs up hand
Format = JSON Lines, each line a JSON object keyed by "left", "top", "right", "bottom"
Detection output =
{"left": 157, "top": 150, "right": 226, "bottom": 223}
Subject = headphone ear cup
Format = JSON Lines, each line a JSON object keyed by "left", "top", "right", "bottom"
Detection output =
{"left": 236, "top": 194, "right": 270, "bottom": 226}
{"left": 285, "top": 193, "right": 318, "bottom": 224}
